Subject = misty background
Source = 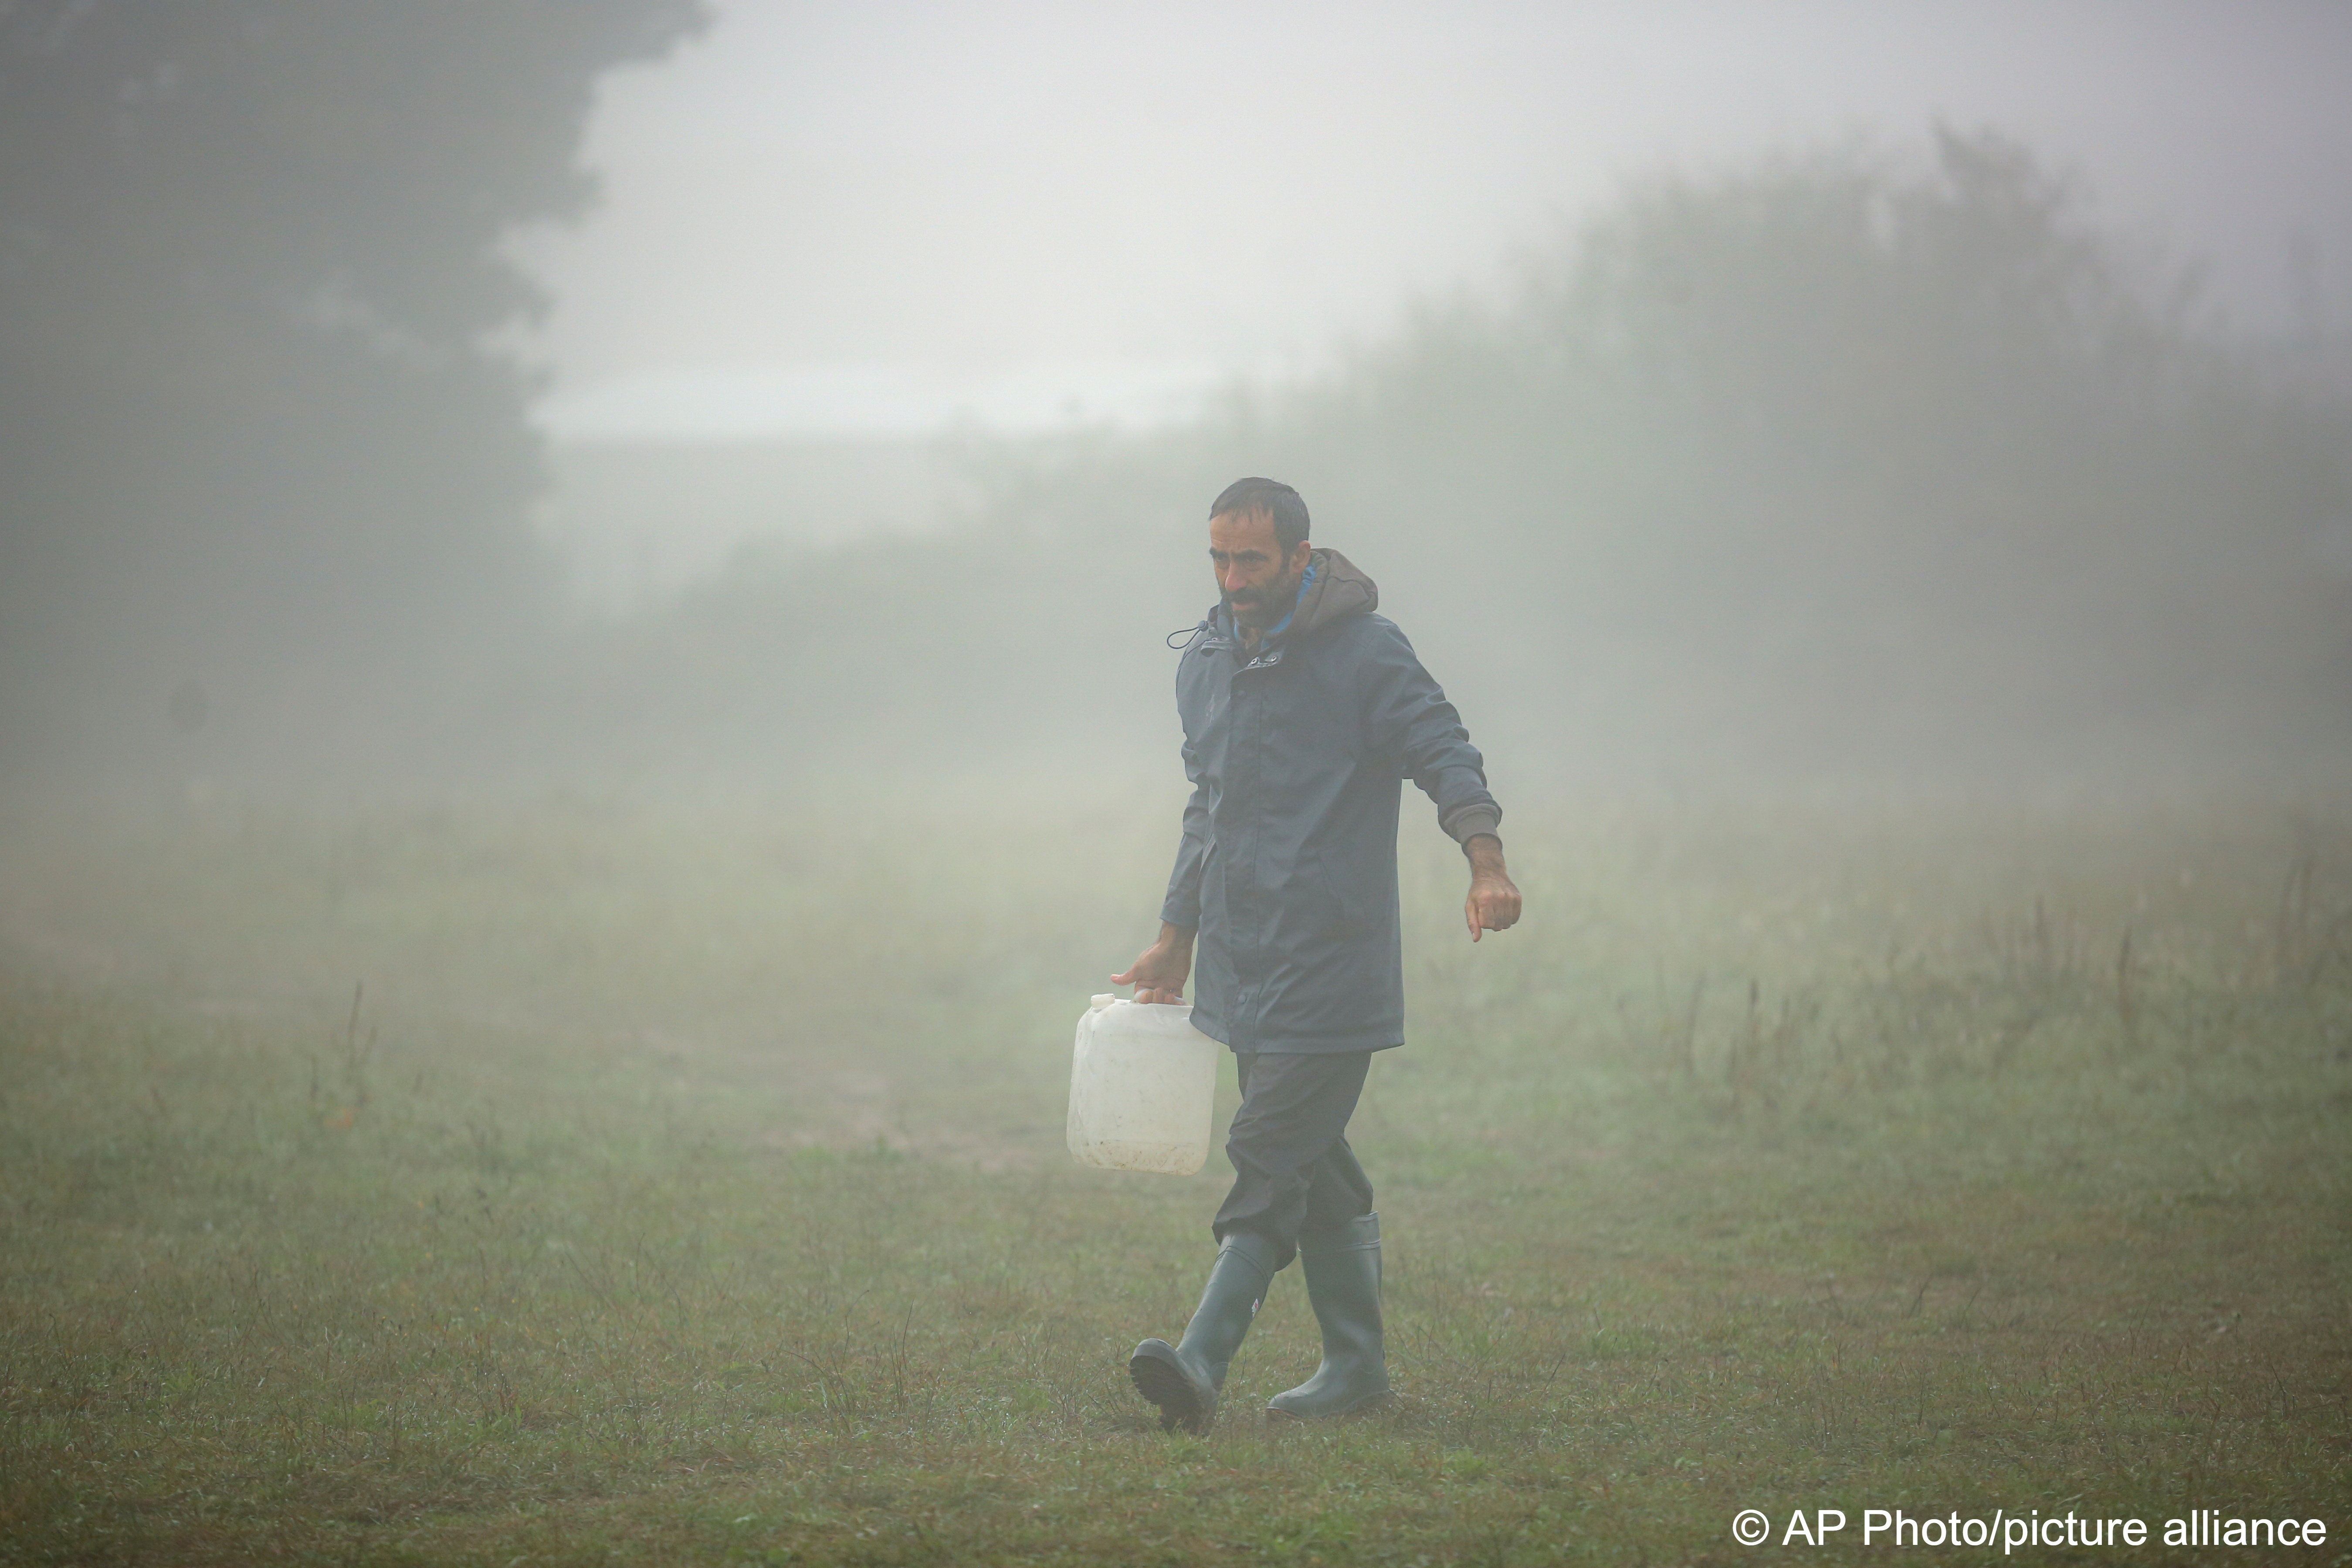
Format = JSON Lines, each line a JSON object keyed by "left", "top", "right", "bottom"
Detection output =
{"left": 3, "top": 0, "right": 2349, "bottom": 795}
{"left": 4, "top": 16, "right": 2350, "bottom": 1554}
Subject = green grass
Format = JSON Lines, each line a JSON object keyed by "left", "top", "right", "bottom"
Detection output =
{"left": 2, "top": 782, "right": 2348, "bottom": 1564}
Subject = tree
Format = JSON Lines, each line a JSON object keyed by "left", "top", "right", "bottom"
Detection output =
{"left": 0, "top": 0, "right": 704, "bottom": 769}
{"left": 1267, "top": 127, "right": 2352, "bottom": 772}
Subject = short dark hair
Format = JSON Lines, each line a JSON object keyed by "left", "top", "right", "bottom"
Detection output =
{"left": 1209, "top": 477, "right": 1310, "bottom": 555}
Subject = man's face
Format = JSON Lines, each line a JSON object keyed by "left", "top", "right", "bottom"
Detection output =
{"left": 1209, "top": 509, "right": 1311, "bottom": 629}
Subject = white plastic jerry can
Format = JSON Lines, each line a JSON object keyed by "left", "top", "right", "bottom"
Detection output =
{"left": 1066, "top": 993, "right": 1222, "bottom": 1175}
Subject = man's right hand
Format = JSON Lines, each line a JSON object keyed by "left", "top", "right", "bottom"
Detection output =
{"left": 1111, "top": 922, "right": 1196, "bottom": 1004}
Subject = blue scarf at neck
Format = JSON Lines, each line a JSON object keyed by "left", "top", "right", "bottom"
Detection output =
{"left": 1254, "top": 559, "right": 1317, "bottom": 642}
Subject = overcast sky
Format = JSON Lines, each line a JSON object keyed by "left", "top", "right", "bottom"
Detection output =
{"left": 522, "top": 0, "right": 2352, "bottom": 440}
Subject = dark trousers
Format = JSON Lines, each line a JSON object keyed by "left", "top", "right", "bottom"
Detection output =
{"left": 1211, "top": 1050, "right": 1376, "bottom": 1270}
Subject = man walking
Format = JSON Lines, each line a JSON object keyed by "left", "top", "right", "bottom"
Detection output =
{"left": 1112, "top": 477, "right": 1521, "bottom": 1432}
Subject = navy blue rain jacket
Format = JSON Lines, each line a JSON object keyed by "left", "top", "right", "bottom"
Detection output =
{"left": 1161, "top": 548, "right": 1501, "bottom": 1053}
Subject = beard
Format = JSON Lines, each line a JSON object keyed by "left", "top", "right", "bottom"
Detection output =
{"left": 1223, "top": 567, "right": 1302, "bottom": 627}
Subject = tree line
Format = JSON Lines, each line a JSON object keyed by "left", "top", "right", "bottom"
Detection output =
{"left": 5, "top": 16, "right": 2342, "bottom": 786}
{"left": 576, "top": 127, "right": 2350, "bottom": 783}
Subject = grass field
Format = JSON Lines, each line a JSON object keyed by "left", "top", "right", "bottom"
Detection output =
{"left": 2, "top": 779, "right": 2348, "bottom": 1565}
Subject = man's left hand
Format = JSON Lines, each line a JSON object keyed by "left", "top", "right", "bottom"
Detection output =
{"left": 1463, "top": 835, "right": 1521, "bottom": 942}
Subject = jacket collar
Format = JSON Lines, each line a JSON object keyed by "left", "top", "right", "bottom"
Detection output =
{"left": 1191, "top": 546, "right": 1380, "bottom": 656}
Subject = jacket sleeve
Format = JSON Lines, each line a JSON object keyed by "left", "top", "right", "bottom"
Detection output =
{"left": 1360, "top": 620, "right": 1502, "bottom": 846}
{"left": 1159, "top": 726, "right": 1210, "bottom": 929}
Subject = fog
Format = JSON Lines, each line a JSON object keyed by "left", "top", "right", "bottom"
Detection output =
{"left": 535, "top": 0, "right": 2352, "bottom": 387}
{"left": 3, "top": 0, "right": 2348, "bottom": 792}
{"left": 5, "top": 8, "right": 2352, "bottom": 1558}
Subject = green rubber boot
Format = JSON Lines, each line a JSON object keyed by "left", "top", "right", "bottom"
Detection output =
{"left": 1130, "top": 1230, "right": 1279, "bottom": 1433}
{"left": 1266, "top": 1212, "right": 1391, "bottom": 1419}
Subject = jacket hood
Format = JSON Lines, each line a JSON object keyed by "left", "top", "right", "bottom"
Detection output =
{"left": 1286, "top": 547, "right": 1378, "bottom": 638}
